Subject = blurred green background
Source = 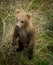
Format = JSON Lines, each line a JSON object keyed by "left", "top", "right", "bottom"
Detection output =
{"left": 0, "top": 0, "right": 53, "bottom": 65}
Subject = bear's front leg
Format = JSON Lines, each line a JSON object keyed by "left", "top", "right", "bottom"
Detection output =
{"left": 16, "top": 41, "right": 24, "bottom": 52}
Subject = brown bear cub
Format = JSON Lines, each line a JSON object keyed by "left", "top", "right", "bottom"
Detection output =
{"left": 12, "top": 9, "right": 35, "bottom": 59}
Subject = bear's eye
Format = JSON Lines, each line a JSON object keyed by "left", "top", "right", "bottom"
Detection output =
{"left": 21, "top": 21, "right": 24, "bottom": 23}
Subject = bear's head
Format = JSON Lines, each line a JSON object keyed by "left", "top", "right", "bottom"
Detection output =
{"left": 15, "top": 9, "right": 30, "bottom": 28}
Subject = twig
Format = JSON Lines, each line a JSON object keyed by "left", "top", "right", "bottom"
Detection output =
{"left": 26, "top": 0, "right": 34, "bottom": 11}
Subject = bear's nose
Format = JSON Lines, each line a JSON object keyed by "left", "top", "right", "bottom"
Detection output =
{"left": 16, "top": 25, "right": 19, "bottom": 28}
{"left": 15, "top": 25, "right": 20, "bottom": 31}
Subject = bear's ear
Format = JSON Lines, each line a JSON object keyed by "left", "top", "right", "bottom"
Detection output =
{"left": 26, "top": 13, "right": 30, "bottom": 19}
{"left": 16, "top": 9, "right": 20, "bottom": 14}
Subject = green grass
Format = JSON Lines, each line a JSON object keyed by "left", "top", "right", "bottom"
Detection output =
{"left": 0, "top": 0, "right": 53, "bottom": 65}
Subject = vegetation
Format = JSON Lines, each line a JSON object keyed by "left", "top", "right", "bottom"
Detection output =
{"left": 0, "top": 0, "right": 53, "bottom": 65}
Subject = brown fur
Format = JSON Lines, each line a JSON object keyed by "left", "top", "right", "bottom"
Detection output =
{"left": 12, "top": 10, "right": 35, "bottom": 59}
